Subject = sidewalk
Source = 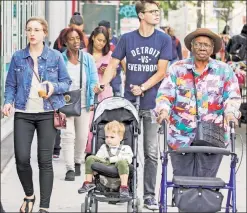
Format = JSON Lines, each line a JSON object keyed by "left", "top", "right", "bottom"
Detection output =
{"left": 1, "top": 125, "right": 246, "bottom": 212}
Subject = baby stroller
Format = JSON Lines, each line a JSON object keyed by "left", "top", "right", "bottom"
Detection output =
{"left": 159, "top": 121, "right": 239, "bottom": 213}
{"left": 81, "top": 96, "right": 142, "bottom": 213}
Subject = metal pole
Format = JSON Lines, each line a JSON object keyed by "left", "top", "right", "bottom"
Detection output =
{"left": 45, "top": 1, "right": 50, "bottom": 45}
{"left": 115, "top": 1, "right": 119, "bottom": 37}
{"left": 77, "top": 0, "right": 81, "bottom": 13}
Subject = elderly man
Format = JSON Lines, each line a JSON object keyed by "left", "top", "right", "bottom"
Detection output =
{"left": 155, "top": 28, "right": 241, "bottom": 177}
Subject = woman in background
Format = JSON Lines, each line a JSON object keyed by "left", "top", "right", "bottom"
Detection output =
{"left": 60, "top": 27, "right": 98, "bottom": 181}
{"left": 84, "top": 26, "right": 113, "bottom": 154}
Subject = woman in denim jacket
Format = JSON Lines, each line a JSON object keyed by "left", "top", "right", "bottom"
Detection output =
{"left": 2, "top": 17, "right": 71, "bottom": 213}
{"left": 60, "top": 27, "right": 99, "bottom": 181}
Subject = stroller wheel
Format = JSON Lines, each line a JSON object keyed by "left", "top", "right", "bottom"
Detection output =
{"left": 127, "top": 200, "right": 133, "bottom": 213}
{"left": 136, "top": 198, "right": 142, "bottom": 213}
{"left": 127, "top": 198, "right": 142, "bottom": 213}
{"left": 81, "top": 195, "right": 89, "bottom": 212}
{"left": 90, "top": 198, "right": 98, "bottom": 213}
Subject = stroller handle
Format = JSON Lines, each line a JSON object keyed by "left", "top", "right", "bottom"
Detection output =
{"left": 135, "top": 96, "right": 141, "bottom": 111}
{"left": 94, "top": 85, "right": 105, "bottom": 106}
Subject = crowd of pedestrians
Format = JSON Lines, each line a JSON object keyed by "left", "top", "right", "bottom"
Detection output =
{"left": 1, "top": 0, "right": 245, "bottom": 212}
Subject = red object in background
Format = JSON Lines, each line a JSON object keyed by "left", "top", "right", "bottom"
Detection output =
{"left": 72, "top": 0, "right": 76, "bottom": 15}
{"left": 110, "top": 43, "right": 115, "bottom": 52}
{"left": 236, "top": 73, "right": 246, "bottom": 86}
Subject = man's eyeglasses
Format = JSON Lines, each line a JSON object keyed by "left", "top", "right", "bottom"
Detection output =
{"left": 26, "top": 28, "right": 44, "bottom": 33}
{"left": 192, "top": 42, "right": 213, "bottom": 50}
{"left": 142, "top": 9, "right": 160, "bottom": 15}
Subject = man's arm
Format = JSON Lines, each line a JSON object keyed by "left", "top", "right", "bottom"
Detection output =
{"left": 141, "top": 59, "right": 169, "bottom": 91}
{"left": 101, "top": 58, "right": 121, "bottom": 86}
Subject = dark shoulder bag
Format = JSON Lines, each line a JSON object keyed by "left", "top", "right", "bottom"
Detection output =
{"left": 60, "top": 52, "right": 83, "bottom": 116}
{"left": 192, "top": 71, "right": 226, "bottom": 148}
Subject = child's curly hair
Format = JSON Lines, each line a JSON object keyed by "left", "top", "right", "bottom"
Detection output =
{"left": 104, "top": 120, "right": 125, "bottom": 140}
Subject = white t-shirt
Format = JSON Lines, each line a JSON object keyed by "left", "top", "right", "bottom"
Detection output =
{"left": 16, "top": 66, "right": 46, "bottom": 113}
{"left": 67, "top": 61, "right": 87, "bottom": 107}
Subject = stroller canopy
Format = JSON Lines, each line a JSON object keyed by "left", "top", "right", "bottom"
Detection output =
{"left": 94, "top": 97, "right": 139, "bottom": 124}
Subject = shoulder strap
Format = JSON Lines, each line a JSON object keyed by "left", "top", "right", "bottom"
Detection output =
{"left": 79, "top": 51, "right": 83, "bottom": 89}
{"left": 26, "top": 58, "right": 56, "bottom": 112}
{"left": 106, "top": 142, "right": 123, "bottom": 157}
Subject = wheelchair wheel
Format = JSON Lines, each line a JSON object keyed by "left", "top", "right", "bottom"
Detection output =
{"left": 90, "top": 198, "right": 98, "bottom": 213}
{"left": 81, "top": 195, "right": 89, "bottom": 212}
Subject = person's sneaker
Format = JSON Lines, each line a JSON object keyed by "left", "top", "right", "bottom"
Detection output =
{"left": 75, "top": 163, "right": 81, "bottom": 176}
{"left": 65, "top": 170, "right": 75, "bottom": 181}
{"left": 119, "top": 186, "right": 130, "bottom": 198}
{"left": 78, "top": 182, "right": 96, "bottom": 194}
{"left": 143, "top": 197, "right": 159, "bottom": 210}
{"left": 52, "top": 154, "right": 60, "bottom": 160}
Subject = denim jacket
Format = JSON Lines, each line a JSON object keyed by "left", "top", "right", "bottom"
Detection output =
{"left": 4, "top": 43, "right": 72, "bottom": 111}
{"left": 62, "top": 50, "right": 99, "bottom": 111}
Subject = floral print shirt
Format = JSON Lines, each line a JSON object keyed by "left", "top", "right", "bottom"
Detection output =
{"left": 155, "top": 57, "right": 241, "bottom": 150}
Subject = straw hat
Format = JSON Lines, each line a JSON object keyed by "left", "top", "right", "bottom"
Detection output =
{"left": 184, "top": 28, "right": 222, "bottom": 54}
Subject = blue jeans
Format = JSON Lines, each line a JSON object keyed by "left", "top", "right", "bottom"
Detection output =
{"left": 112, "top": 83, "right": 122, "bottom": 97}
{"left": 139, "top": 110, "right": 159, "bottom": 199}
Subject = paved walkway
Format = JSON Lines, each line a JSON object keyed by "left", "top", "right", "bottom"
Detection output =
{"left": 1, "top": 124, "right": 246, "bottom": 212}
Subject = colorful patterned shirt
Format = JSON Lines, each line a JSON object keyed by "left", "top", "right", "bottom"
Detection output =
{"left": 155, "top": 57, "right": 241, "bottom": 150}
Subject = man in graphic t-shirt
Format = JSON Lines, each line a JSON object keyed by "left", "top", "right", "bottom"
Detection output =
{"left": 94, "top": 0, "right": 172, "bottom": 210}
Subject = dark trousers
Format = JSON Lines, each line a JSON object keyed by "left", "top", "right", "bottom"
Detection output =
{"left": 53, "top": 130, "right": 61, "bottom": 155}
{"left": 14, "top": 112, "right": 57, "bottom": 208}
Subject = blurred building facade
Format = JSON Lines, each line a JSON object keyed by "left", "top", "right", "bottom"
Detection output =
{"left": 1, "top": 0, "right": 246, "bottom": 125}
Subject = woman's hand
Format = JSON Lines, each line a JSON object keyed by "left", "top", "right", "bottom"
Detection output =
{"left": 89, "top": 105, "right": 94, "bottom": 111}
{"left": 99, "top": 66, "right": 106, "bottom": 73}
{"left": 42, "top": 81, "right": 54, "bottom": 99}
{"left": 93, "top": 84, "right": 105, "bottom": 94}
{"left": 2, "top": 104, "right": 13, "bottom": 117}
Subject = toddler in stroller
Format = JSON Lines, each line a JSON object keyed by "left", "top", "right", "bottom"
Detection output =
{"left": 79, "top": 96, "right": 142, "bottom": 213}
{"left": 78, "top": 120, "right": 133, "bottom": 198}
